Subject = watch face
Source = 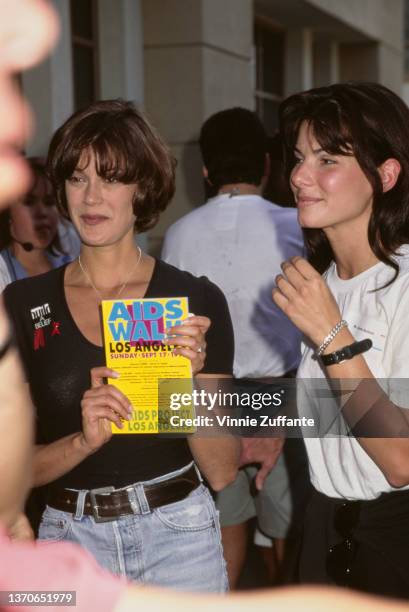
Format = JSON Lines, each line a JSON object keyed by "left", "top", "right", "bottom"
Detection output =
{"left": 337, "top": 348, "right": 348, "bottom": 363}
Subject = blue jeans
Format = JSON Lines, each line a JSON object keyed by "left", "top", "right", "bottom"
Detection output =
{"left": 38, "top": 463, "right": 228, "bottom": 592}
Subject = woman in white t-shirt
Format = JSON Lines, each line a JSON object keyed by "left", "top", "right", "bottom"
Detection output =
{"left": 273, "top": 82, "right": 409, "bottom": 598}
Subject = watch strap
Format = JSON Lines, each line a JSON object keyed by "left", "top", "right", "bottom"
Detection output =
{"left": 320, "top": 338, "right": 373, "bottom": 366}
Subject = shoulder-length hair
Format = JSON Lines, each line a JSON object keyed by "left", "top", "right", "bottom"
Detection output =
{"left": 0, "top": 157, "right": 63, "bottom": 254}
{"left": 47, "top": 99, "right": 176, "bottom": 234}
{"left": 279, "top": 82, "right": 409, "bottom": 281}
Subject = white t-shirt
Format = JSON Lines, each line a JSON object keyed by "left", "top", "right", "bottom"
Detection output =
{"left": 298, "top": 246, "right": 409, "bottom": 500}
{"left": 0, "top": 255, "right": 12, "bottom": 294}
{"left": 162, "top": 194, "right": 304, "bottom": 378}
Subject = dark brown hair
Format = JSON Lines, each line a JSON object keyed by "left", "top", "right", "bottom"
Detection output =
{"left": 199, "top": 107, "right": 267, "bottom": 190}
{"left": 279, "top": 82, "right": 409, "bottom": 281}
{"left": 47, "top": 99, "right": 176, "bottom": 233}
{"left": 263, "top": 133, "right": 295, "bottom": 207}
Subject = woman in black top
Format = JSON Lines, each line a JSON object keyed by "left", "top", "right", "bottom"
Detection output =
{"left": 4, "top": 100, "right": 238, "bottom": 591}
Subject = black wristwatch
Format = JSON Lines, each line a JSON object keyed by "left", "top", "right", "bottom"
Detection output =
{"left": 320, "top": 338, "right": 373, "bottom": 366}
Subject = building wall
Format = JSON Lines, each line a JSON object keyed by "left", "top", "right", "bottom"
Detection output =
{"left": 142, "top": 0, "right": 254, "bottom": 255}
{"left": 308, "top": 0, "right": 402, "bottom": 50}
{"left": 309, "top": 0, "right": 403, "bottom": 93}
{"left": 23, "top": 0, "right": 74, "bottom": 156}
{"left": 24, "top": 0, "right": 145, "bottom": 155}
{"left": 143, "top": 0, "right": 404, "bottom": 252}
{"left": 20, "top": 0, "right": 405, "bottom": 254}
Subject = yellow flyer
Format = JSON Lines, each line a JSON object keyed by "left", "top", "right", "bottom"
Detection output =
{"left": 101, "top": 297, "right": 194, "bottom": 434}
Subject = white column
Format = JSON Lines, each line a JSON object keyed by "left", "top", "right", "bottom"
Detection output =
{"left": 143, "top": 0, "right": 253, "bottom": 254}
{"left": 284, "top": 28, "right": 313, "bottom": 96}
{"left": 22, "top": 0, "right": 74, "bottom": 155}
{"left": 98, "top": 0, "right": 144, "bottom": 107}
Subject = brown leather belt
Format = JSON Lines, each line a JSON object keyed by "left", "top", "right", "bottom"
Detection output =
{"left": 47, "top": 465, "right": 200, "bottom": 523}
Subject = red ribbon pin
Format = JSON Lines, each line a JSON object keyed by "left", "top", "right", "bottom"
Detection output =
{"left": 51, "top": 321, "right": 61, "bottom": 336}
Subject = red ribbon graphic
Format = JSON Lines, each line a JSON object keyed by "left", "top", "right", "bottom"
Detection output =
{"left": 33, "top": 328, "right": 45, "bottom": 350}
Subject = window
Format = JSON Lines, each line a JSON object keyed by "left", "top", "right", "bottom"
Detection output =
{"left": 254, "top": 21, "right": 285, "bottom": 135}
{"left": 70, "top": 0, "right": 99, "bottom": 110}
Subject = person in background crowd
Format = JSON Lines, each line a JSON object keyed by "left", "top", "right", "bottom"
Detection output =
{"left": 274, "top": 82, "right": 409, "bottom": 598}
{"left": 0, "top": 157, "right": 70, "bottom": 292}
{"left": 162, "top": 107, "right": 309, "bottom": 587}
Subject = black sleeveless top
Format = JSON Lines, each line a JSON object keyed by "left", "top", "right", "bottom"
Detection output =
{"left": 4, "top": 259, "right": 234, "bottom": 489}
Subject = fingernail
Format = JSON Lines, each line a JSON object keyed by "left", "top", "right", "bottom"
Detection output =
{"left": 110, "top": 371, "right": 120, "bottom": 379}
{"left": 128, "top": 405, "right": 133, "bottom": 414}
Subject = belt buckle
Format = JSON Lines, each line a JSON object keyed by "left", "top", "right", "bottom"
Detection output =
{"left": 89, "top": 486, "right": 115, "bottom": 523}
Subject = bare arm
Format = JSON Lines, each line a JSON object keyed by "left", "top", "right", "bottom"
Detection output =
{"left": 33, "top": 433, "right": 92, "bottom": 487}
{"left": 0, "top": 299, "right": 33, "bottom": 529}
{"left": 165, "top": 318, "right": 239, "bottom": 490}
{"left": 187, "top": 374, "right": 239, "bottom": 491}
{"left": 115, "top": 585, "right": 409, "bottom": 612}
{"left": 273, "top": 256, "right": 409, "bottom": 488}
{"left": 7, "top": 512, "right": 34, "bottom": 541}
{"left": 187, "top": 435, "right": 239, "bottom": 491}
{"left": 316, "top": 326, "right": 409, "bottom": 487}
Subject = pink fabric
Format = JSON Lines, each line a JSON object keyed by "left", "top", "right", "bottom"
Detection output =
{"left": 0, "top": 525, "right": 126, "bottom": 612}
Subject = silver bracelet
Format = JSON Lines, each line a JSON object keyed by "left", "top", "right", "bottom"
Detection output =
{"left": 316, "top": 320, "right": 348, "bottom": 357}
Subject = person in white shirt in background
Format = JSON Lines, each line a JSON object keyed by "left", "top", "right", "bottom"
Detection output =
{"left": 162, "top": 107, "right": 310, "bottom": 587}
{"left": 0, "top": 257, "right": 11, "bottom": 294}
{"left": 0, "top": 157, "right": 71, "bottom": 293}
